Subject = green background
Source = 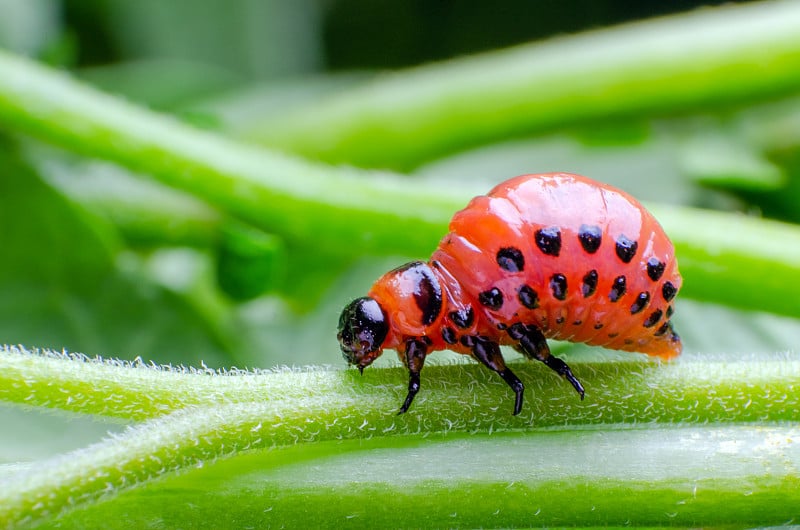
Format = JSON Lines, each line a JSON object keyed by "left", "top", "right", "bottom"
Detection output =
{"left": 1, "top": 1, "right": 799, "bottom": 528}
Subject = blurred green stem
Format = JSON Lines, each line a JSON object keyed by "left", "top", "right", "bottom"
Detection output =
{"left": 1, "top": 51, "right": 800, "bottom": 316}
{"left": 0, "top": 49, "right": 455, "bottom": 257}
{"left": 253, "top": 0, "right": 800, "bottom": 169}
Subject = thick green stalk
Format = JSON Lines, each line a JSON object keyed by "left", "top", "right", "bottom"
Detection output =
{"left": 49, "top": 426, "right": 800, "bottom": 529}
{"left": 253, "top": 0, "right": 800, "bottom": 169}
{"left": 1, "top": 345, "right": 798, "bottom": 528}
{"left": 2, "top": 346, "right": 799, "bottom": 425}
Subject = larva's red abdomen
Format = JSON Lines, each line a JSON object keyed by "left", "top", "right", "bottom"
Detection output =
{"left": 429, "top": 173, "right": 681, "bottom": 359}
{"left": 344, "top": 173, "right": 682, "bottom": 414}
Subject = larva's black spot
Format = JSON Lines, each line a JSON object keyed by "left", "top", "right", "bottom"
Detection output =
{"left": 497, "top": 323, "right": 508, "bottom": 330}
{"left": 654, "top": 322, "right": 670, "bottom": 337}
{"left": 595, "top": 323, "right": 605, "bottom": 330}
{"left": 581, "top": 270, "right": 598, "bottom": 297}
{"left": 507, "top": 322, "right": 526, "bottom": 340}
{"left": 556, "top": 316, "right": 565, "bottom": 324}
{"left": 396, "top": 262, "right": 442, "bottom": 325}
{"left": 646, "top": 257, "right": 665, "bottom": 281}
{"left": 517, "top": 284, "right": 539, "bottom": 309}
{"left": 478, "top": 288, "right": 504, "bottom": 309}
{"left": 609, "top": 275, "right": 627, "bottom": 302}
{"left": 441, "top": 327, "right": 457, "bottom": 344}
{"left": 535, "top": 227, "right": 562, "bottom": 256}
{"left": 662, "top": 281, "right": 677, "bottom": 302}
{"left": 630, "top": 292, "right": 650, "bottom": 315}
{"left": 460, "top": 335, "right": 476, "bottom": 348}
{"left": 624, "top": 338, "right": 634, "bottom": 345}
{"left": 666, "top": 305, "right": 674, "bottom": 318}
{"left": 550, "top": 273, "right": 567, "bottom": 301}
{"left": 449, "top": 307, "right": 474, "bottom": 329}
{"left": 416, "top": 280, "right": 442, "bottom": 325}
{"left": 615, "top": 235, "right": 638, "bottom": 264}
{"left": 643, "top": 309, "right": 663, "bottom": 328}
{"left": 607, "top": 332, "right": 619, "bottom": 338}
{"left": 496, "top": 247, "right": 525, "bottom": 272}
{"left": 578, "top": 224, "right": 603, "bottom": 254}
{"left": 573, "top": 320, "right": 583, "bottom": 326}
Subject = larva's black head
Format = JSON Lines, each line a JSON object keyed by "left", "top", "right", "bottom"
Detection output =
{"left": 338, "top": 297, "right": 389, "bottom": 371}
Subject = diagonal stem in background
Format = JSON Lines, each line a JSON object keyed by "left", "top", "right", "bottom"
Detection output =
{"left": 0, "top": 51, "right": 799, "bottom": 315}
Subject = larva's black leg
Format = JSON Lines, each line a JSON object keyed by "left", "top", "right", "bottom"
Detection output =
{"left": 508, "top": 323, "right": 585, "bottom": 400}
{"left": 468, "top": 336, "right": 525, "bottom": 415}
{"left": 398, "top": 338, "right": 428, "bottom": 414}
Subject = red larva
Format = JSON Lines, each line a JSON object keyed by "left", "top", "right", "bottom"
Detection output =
{"left": 337, "top": 173, "right": 682, "bottom": 415}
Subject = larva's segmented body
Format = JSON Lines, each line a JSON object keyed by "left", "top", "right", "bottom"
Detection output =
{"left": 338, "top": 173, "right": 682, "bottom": 415}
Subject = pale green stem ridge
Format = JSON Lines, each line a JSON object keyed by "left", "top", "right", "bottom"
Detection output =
{"left": 96, "top": 425, "right": 796, "bottom": 528}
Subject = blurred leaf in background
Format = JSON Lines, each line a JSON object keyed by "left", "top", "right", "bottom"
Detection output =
{"left": 70, "top": 0, "right": 324, "bottom": 105}
{"left": 0, "top": 0, "right": 61, "bottom": 58}
{"left": 0, "top": 140, "right": 238, "bottom": 366}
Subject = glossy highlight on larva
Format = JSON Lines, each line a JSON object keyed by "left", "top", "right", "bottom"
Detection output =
{"left": 337, "top": 173, "right": 682, "bottom": 415}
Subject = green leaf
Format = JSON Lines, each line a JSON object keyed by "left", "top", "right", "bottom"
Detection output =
{"left": 0, "top": 140, "right": 118, "bottom": 287}
{"left": 0, "top": 143, "right": 239, "bottom": 365}
{"left": 681, "top": 133, "right": 787, "bottom": 192}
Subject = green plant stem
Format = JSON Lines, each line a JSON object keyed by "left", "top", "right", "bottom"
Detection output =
{"left": 0, "top": 346, "right": 353, "bottom": 421}
{"left": 0, "top": 49, "right": 455, "bottom": 257}
{"left": 1, "top": 346, "right": 798, "bottom": 425}
{"left": 50, "top": 425, "right": 800, "bottom": 529}
{"left": 1, "top": 53, "right": 800, "bottom": 316}
{"left": 1, "top": 345, "right": 799, "bottom": 528}
{"left": 651, "top": 205, "right": 800, "bottom": 315}
{"left": 253, "top": 0, "right": 800, "bottom": 169}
